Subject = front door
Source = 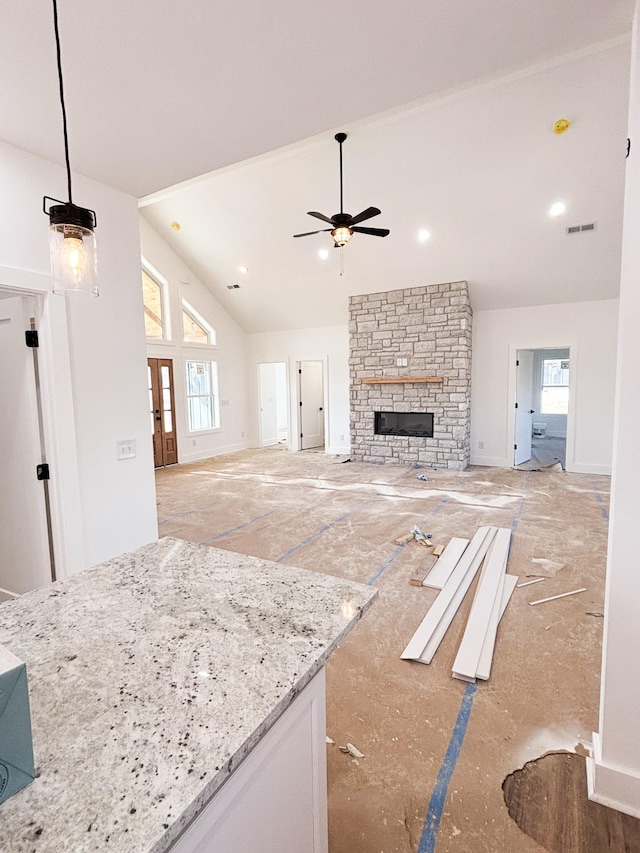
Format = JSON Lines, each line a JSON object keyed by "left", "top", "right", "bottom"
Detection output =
{"left": 514, "top": 350, "right": 535, "bottom": 465}
{"left": 148, "top": 358, "right": 178, "bottom": 467}
{"left": 298, "top": 361, "right": 324, "bottom": 450}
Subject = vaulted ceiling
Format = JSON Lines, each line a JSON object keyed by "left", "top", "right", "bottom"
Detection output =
{"left": 1, "top": 0, "right": 635, "bottom": 332}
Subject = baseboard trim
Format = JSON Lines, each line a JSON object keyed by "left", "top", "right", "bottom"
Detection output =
{"left": 179, "top": 442, "right": 250, "bottom": 463}
{"left": 469, "top": 456, "right": 511, "bottom": 468}
{"left": 587, "top": 732, "right": 640, "bottom": 818}
{"left": 0, "top": 585, "right": 19, "bottom": 600}
{"left": 569, "top": 463, "right": 612, "bottom": 476}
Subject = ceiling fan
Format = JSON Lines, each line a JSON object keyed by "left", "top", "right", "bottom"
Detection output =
{"left": 293, "top": 132, "right": 390, "bottom": 248}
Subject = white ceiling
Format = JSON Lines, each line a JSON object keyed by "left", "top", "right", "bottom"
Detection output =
{"left": 1, "top": 0, "right": 635, "bottom": 333}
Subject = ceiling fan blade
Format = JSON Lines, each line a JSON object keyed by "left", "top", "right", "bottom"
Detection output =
{"left": 307, "top": 211, "right": 335, "bottom": 225}
{"left": 349, "top": 206, "right": 381, "bottom": 225}
{"left": 293, "top": 228, "right": 332, "bottom": 238}
{"left": 352, "top": 226, "right": 390, "bottom": 237}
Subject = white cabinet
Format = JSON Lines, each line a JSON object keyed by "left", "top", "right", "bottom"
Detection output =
{"left": 170, "top": 670, "right": 328, "bottom": 853}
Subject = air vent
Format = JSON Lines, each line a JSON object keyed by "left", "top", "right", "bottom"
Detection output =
{"left": 566, "top": 222, "right": 597, "bottom": 235}
{"left": 226, "top": 284, "right": 241, "bottom": 290}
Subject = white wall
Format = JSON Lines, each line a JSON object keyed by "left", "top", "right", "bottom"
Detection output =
{"left": 588, "top": 0, "right": 640, "bottom": 818}
{"left": 0, "top": 140, "right": 158, "bottom": 573}
{"left": 247, "top": 326, "right": 350, "bottom": 455}
{"left": 471, "top": 300, "right": 618, "bottom": 474}
{"left": 139, "top": 218, "right": 250, "bottom": 463}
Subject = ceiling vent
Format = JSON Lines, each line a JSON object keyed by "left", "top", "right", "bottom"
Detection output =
{"left": 566, "top": 222, "right": 597, "bottom": 235}
{"left": 226, "top": 284, "right": 241, "bottom": 290}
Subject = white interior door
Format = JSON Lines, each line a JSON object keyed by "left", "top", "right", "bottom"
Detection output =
{"left": 299, "top": 361, "right": 324, "bottom": 450}
{"left": 258, "top": 363, "right": 279, "bottom": 447}
{"left": 0, "top": 296, "right": 52, "bottom": 596}
{"left": 514, "top": 349, "right": 535, "bottom": 465}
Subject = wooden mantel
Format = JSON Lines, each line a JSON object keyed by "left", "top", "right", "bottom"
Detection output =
{"left": 361, "top": 376, "right": 444, "bottom": 385}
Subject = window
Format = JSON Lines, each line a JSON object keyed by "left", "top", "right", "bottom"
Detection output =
{"left": 182, "top": 300, "right": 216, "bottom": 345}
{"left": 541, "top": 358, "right": 569, "bottom": 414}
{"left": 186, "top": 360, "right": 220, "bottom": 431}
{"left": 142, "top": 266, "right": 167, "bottom": 339}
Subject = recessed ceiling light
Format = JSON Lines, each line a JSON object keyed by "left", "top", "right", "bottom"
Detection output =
{"left": 549, "top": 201, "right": 566, "bottom": 217}
{"left": 170, "top": 221, "right": 181, "bottom": 231}
{"left": 318, "top": 248, "right": 329, "bottom": 260}
{"left": 418, "top": 229, "right": 431, "bottom": 243}
{"left": 238, "top": 264, "right": 248, "bottom": 274}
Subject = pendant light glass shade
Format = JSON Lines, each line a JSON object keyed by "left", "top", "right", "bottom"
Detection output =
{"left": 44, "top": 0, "right": 99, "bottom": 297}
{"left": 47, "top": 202, "right": 98, "bottom": 296}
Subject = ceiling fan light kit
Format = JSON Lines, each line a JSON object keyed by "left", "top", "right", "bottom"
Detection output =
{"left": 293, "top": 132, "right": 389, "bottom": 248}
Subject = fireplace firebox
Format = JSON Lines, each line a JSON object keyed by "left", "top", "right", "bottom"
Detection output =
{"left": 374, "top": 411, "right": 434, "bottom": 438}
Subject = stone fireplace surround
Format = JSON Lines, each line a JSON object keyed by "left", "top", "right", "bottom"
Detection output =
{"left": 349, "top": 281, "right": 472, "bottom": 469}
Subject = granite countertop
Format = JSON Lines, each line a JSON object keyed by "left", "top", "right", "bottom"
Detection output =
{"left": 0, "top": 537, "right": 377, "bottom": 852}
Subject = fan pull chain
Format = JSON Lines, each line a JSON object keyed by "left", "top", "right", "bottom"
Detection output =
{"left": 340, "top": 246, "right": 345, "bottom": 276}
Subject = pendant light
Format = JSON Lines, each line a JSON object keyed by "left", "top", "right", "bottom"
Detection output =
{"left": 43, "top": 0, "right": 98, "bottom": 296}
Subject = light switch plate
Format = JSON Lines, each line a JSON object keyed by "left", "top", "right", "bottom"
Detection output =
{"left": 117, "top": 439, "right": 136, "bottom": 460}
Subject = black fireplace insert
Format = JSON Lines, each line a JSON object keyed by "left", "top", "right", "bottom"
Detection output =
{"left": 374, "top": 411, "right": 434, "bottom": 437}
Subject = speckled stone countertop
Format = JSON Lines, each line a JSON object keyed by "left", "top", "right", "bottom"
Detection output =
{"left": 0, "top": 537, "right": 376, "bottom": 852}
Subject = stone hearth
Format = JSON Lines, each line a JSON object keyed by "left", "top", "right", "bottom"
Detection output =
{"left": 349, "top": 281, "right": 472, "bottom": 469}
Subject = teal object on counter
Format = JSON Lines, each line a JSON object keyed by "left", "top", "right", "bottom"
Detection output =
{"left": 0, "top": 645, "right": 35, "bottom": 804}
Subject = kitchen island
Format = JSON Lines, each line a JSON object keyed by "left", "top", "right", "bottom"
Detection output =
{"left": 0, "top": 537, "right": 377, "bottom": 852}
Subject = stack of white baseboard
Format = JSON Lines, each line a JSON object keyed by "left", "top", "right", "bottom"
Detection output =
{"left": 401, "top": 526, "right": 518, "bottom": 681}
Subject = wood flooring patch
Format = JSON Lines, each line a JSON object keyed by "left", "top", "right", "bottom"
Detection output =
{"left": 503, "top": 751, "right": 640, "bottom": 852}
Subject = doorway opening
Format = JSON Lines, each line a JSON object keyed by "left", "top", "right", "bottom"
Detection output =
{"left": 258, "top": 362, "right": 288, "bottom": 448}
{"left": 297, "top": 360, "right": 325, "bottom": 451}
{"left": 514, "top": 348, "right": 569, "bottom": 470}
{"left": 148, "top": 357, "right": 178, "bottom": 468}
{"left": 0, "top": 290, "right": 55, "bottom": 598}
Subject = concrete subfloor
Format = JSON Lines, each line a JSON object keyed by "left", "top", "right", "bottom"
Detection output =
{"left": 155, "top": 446, "right": 621, "bottom": 853}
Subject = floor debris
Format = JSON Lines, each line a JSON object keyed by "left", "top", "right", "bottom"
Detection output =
{"left": 394, "top": 532, "right": 414, "bottom": 545}
{"left": 409, "top": 557, "right": 437, "bottom": 586}
{"left": 585, "top": 611, "right": 604, "bottom": 618}
{"left": 516, "top": 578, "right": 545, "bottom": 588}
{"left": 339, "top": 742, "right": 365, "bottom": 759}
{"left": 411, "top": 525, "right": 432, "bottom": 544}
{"left": 529, "top": 588, "right": 587, "bottom": 606}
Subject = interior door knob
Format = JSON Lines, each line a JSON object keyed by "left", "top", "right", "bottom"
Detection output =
{"left": 528, "top": 409, "right": 535, "bottom": 414}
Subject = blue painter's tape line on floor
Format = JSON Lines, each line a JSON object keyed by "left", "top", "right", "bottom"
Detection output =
{"left": 591, "top": 478, "right": 609, "bottom": 522}
{"left": 275, "top": 499, "right": 372, "bottom": 562}
{"left": 418, "top": 683, "right": 478, "bottom": 853}
{"left": 202, "top": 510, "right": 275, "bottom": 544}
{"left": 365, "top": 475, "right": 465, "bottom": 586}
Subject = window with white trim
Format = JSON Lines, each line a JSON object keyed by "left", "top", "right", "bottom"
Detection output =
{"left": 142, "top": 266, "right": 168, "bottom": 339}
{"left": 186, "top": 360, "right": 220, "bottom": 431}
{"left": 541, "top": 358, "right": 569, "bottom": 414}
{"left": 182, "top": 300, "right": 216, "bottom": 345}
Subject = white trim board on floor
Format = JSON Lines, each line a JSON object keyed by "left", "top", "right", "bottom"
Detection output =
{"left": 422, "top": 537, "right": 469, "bottom": 589}
{"left": 401, "top": 527, "right": 497, "bottom": 665}
{"left": 476, "top": 573, "right": 518, "bottom": 680}
{"left": 452, "top": 528, "right": 511, "bottom": 683}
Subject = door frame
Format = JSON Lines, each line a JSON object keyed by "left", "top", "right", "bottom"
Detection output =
{"left": 296, "top": 359, "right": 327, "bottom": 452}
{"left": 0, "top": 269, "right": 84, "bottom": 580}
{"left": 507, "top": 342, "right": 577, "bottom": 471}
{"left": 257, "top": 361, "right": 289, "bottom": 449}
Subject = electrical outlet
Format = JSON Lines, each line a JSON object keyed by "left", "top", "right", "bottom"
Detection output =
{"left": 478, "top": 441, "right": 484, "bottom": 450}
{"left": 340, "top": 434, "right": 345, "bottom": 442}
{"left": 192, "top": 439, "right": 196, "bottom": 447}
{"left": 117, "top": 439, "right": 136, "bottom": 460}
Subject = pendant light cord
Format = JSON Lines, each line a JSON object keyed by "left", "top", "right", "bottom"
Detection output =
{"left": 52, "top": 0, "right": 73, "bottom": 204}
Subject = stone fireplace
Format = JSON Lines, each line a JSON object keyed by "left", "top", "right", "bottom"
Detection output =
{"left": 349, "top": 281, "right": 472, "bottom": 469}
